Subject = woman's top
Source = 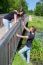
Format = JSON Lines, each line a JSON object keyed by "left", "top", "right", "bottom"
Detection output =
{"left": 4, "top": 11, "right": 17, "bottom": 21}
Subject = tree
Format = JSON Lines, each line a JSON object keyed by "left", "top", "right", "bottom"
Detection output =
{"left": 0, "top": 0, "right": 10, "bottom": 13}
{"left": 34, "top": 2, "right": 43, "bottom": 16}
{"left": 34, "top": 2, "right": 41, "bottom": 16}
{"left": 0, "top": 0, "right": 28, "bottom": 13}
{"left": 40, "top": 0, "right": 43, "bottom": 2}
{"left": 20, "top": 0, "right": 28, "bottom": 13}
{"left": 40, "top": 4, "right": 43, "bottom": 16}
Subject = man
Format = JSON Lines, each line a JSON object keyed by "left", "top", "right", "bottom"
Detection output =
{"left": 16, "top": 23, "right": 36, "bottom": 64}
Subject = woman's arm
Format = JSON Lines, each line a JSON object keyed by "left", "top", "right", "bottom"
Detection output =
{"left": 20, "top": 11, "right": 23, "bottom": 15}
{"left": 14, "top": 14, "right": 17, "bottom": 23}
{"left": 16, "top": 33, "right": 28, "bottom": 39}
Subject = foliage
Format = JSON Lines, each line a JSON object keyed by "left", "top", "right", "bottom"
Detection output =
{"left": 20, "top": 0, "right": 28, "bottom": 13}
{"left": 34, "top": 2, "right": 43, "bottom": 16}
{"left": 31, "top": 39, "right": 43, "bottom": 62}
{"left": 40, "top": 0, "right": 43, "bottom": 2}
{"left": 12, "top": 53, "right": 34, "bottom": 65}
{"left": 0, "top": 0, "right": 10, "bottom": 13}
{"left": 28, "top": 10, "right": 34, "bottom": 15}
{"left": 0, "top": 0, "right": 28, "bottom": 13}
{"left": 28, "top": 16, "right": 43, "bottom": 62}
{"left": 28, "top": 16, "right": 43, "bottom": 31}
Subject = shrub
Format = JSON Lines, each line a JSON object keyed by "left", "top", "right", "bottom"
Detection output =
{"left": 31, "top": 39, "right": 43, "bottom": 62}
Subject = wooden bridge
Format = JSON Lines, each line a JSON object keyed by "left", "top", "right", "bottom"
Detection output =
{"left": 0, "top": 15, "right": 28, "bottom": 65}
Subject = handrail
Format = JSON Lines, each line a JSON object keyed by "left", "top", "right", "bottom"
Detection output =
{"left": 0, "top": 22, "right": 20, "bottom": 46}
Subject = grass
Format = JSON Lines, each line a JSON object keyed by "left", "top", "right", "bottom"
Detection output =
{"left": 12, "top": 53, "right": 28, "bottom": 65}
{"left": 28, "top": 16, "right": 43, "bottom": 31}
{"left": 12, "top": 16, "right": 43, "bottom": 65}
{"left": 12, "top": 53, "right": 33, "bottom": 65}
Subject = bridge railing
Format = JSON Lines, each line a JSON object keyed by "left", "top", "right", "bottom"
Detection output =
{"left": 0, "top": 15, "right": 28, "bottom": 65}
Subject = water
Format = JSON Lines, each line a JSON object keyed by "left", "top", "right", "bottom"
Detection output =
{"left": 35, "top": 32, "right": 43, "bottom": 43}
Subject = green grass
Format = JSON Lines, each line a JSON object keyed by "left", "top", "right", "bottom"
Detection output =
{"left": 12, "top": 16, "right": 43, "bottom": 65}
{"left": 12, "top": 53, "right": 33, "bottom": 65}
{"left": 28, "top": 16, "right": 43, "bottom": 31}
{"left": 12, "top": 53, "right": 27, "bottom": 65}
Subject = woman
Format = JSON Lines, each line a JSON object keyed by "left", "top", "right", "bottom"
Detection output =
{"left": 17, "top": 8, "right": 25, "bottom": 22}
{"left": 3, "top": 10, "right": 18, "bottom": 30}
{"left": 16, "top": 24, "right": 36, "bottom": 64}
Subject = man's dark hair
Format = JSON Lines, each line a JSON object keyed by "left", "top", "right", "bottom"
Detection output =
{"left": 32, "top": 26, "right": 36, "bottom": 33}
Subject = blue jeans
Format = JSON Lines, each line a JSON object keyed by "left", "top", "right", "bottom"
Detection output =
{"left": 3, "top": 19, "right": 12, "bottom": 29}
{"left": 18, "top": 45, "right": 30, "bottom": 63}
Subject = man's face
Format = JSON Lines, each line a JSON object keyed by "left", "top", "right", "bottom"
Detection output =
{"left": 30, "top": 27, "right": 34, "bottom": 32}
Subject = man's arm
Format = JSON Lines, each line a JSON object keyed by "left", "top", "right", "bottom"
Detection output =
{"left": 16, "top": 33, "right": 28, "bottom": 39}
{"left": 22, "top": 22, "right": 30, "bottom": 32}
{"left": 24, "top": 25, "right": 30, "bottom": 32}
